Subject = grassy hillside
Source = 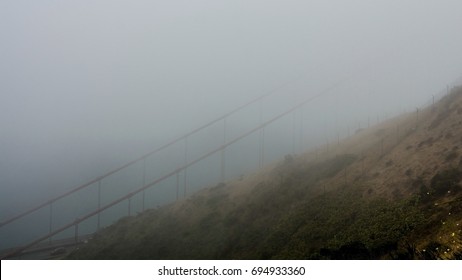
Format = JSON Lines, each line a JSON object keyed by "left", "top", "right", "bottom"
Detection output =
{"left": 68, "top": 87, "right": 462, "bottom": 260}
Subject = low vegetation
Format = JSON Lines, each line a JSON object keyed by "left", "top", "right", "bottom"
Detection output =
{"left": 68, "top": 153, "right": 462, "bottom": 259}
{"left": 68, "top": 89, "right": 462, "bottom": 260}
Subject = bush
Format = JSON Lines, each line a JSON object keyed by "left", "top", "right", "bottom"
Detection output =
{"left": 430, "top": 168, "right": 462, "bottom": 196}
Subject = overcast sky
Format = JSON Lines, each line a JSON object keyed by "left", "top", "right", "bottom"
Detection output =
{"left": 1, "top": 0, "right": 462, "bottom": 213}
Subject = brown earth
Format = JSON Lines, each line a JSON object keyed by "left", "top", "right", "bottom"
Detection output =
{"left": 68, "top": 86, "right": 462, "bottom": 260}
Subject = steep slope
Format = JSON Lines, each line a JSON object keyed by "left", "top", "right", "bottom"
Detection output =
{"left": 68, "top": 87, "right": 462, "bottom": 260}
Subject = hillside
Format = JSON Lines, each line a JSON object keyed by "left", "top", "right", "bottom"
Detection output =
{"left": 68, "top": 87, "right": 462, "bottom": 260}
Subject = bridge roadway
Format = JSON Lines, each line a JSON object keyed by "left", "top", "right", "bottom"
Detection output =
{"left": 1, "top": 234, "right": 92, "bottom": 260}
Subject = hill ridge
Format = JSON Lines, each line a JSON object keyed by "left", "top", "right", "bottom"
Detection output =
{"left": 68, "top": 86, "right": 462, "bottom": 260}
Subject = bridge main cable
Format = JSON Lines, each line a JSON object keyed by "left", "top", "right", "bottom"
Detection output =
{"left": 0, "top": 75, "right": 305, "bottom": 228}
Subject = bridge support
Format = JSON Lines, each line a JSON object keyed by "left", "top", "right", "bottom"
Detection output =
{"left": 381, "top": 138, "right": 384, "bottom": 156}
{"left": 74, "top": 221, "right": 79, "bottom": 243}
{"left": 259, "top": 127, "right": 265, "bottom": 168}
{"left": 97, "top": 180, "right": 101, "bottom": 230}
{"left": 184, "top": 137, "right": 188, "bottom": 197}
{"left": 48, "top": 202, "right": 53, "bottom": 245}
{"left": 293, "top": 110, "right": 296, "bottom": 154}
{"left": 361, "top": 155, "right": 366, "bottom": 176}
{"left": 128, "top": 197, "right": 132, "bottom": 216}
{"left": 221, "top": 118, "right": 227, "bottom": 182}
{"left": 176, "top": 172, "right": 180, "bottom": 201}
{"left": 300, "top": 107, "right": 304, "bottom": 151}
{"left": 221, "top": 148, "right": 225, "bottom": 182}
{"left": 142, "top": 158, "right": 146, "bottom": 211}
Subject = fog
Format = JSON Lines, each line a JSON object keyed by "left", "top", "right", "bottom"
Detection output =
{"left": 1, "top": 1, "right": 462, "bottom": 250}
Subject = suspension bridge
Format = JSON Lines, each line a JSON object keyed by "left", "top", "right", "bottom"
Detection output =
{"left": 2, "top": 74, "right": 442, "bottom": 259}
{"left": 0, "top": 78, "right": 339, "bottom": 259}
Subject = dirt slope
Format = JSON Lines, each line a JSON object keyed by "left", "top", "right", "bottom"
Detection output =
{"left": 68, "top": 86, "right": 462, "bottom": 260}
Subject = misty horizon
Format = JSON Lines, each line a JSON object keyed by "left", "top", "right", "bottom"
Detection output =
{"left": 1, "top": 1, "right": 462, "bottom": 252}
